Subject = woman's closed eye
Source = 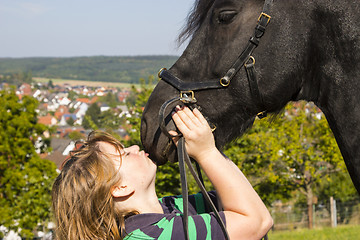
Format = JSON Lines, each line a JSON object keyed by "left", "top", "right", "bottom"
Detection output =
{"left": 122, "top": 151, "right": 130, "bottom": 157}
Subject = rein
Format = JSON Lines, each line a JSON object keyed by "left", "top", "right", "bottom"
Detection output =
{"left": 157, "top": 1, "right": 273, "bottom": 239}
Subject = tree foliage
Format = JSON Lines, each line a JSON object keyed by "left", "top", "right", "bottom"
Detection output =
{"left": 125, "top": 76, "right": 155, "bottom": 146}
{"left": 82, "top": 102, "right": 101, "bottom": 129}
{"left": 99, "top": 92, "right": 120, "bottom": 108}
{"left": 224, "top": 102, "right": 356, "bottom": 208}
{"left": 82, "top": 101, "right": 126, "bottom": 131}
{"left": 0, "top": 88, "right": 58, "bottom": 238}
{"left": 0, "top": 71, "right": 33, "bottom": 86}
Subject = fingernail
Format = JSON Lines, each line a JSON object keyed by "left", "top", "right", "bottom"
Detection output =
{"left": 175, "top": 105, "right": 183, "bottom": 111}
{"left": 171, "top": 111, "right": 176, "bottom": 116}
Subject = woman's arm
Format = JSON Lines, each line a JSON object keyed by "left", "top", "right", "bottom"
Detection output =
{"left": 171, "top": 106, "right": 273, "bottom": 240}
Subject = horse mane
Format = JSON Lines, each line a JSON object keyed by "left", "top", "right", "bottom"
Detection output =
{"left": 178, "top": 0, "right": 215, "bottom": 45}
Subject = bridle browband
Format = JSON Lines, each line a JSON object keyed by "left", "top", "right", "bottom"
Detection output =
{"left": 157, "top": 1, "right": 273, "bottom": 239}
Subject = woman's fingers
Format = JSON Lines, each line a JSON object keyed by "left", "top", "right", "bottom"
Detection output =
{"left": 171, "top": 109, "right": 190, "bottom": 135}
{"left": 174, "top": 106, "right": 207, "bottom": 129}
{"left": 193, "top": 108, "right": 210, "bottom": 127}
{"left": 174, "top": 106, "right": 198, "bottom": 130}
{"left": 180, "top": 106, "right": 202, "bottom": 127}
{"left": 168, "top": 130, "right": 180, "bottom": 146}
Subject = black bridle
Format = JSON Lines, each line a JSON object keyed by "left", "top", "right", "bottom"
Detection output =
{"left": 157, "top": 1, "right": 273, "bottom": 239}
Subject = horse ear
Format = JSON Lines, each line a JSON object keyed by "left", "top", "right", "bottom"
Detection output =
{"left": 111, "top": 185, "right": 134, "bottom": 198}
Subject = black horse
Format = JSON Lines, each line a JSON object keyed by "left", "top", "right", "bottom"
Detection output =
{"left": 140, "top": 0, "right": 360, "bottom": 194}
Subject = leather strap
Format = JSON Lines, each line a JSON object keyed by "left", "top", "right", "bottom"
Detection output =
{"left": 159, "top": 70, "right": 224, "bottom": 91}
{"left": 245, "top": 59, "right": 264, "bottom": 106}
{"left": 159, "top": 97, "right": 182, "bottom": 139}
{"left": 178, "top": 137, "right": 229, "bottom": 240}
{"left": 178, "top": 137, "right": 190, "bottom": 240}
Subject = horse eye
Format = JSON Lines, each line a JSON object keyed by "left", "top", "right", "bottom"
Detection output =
{"left": 217, "top": 10, "right": 237, "bottom": 24}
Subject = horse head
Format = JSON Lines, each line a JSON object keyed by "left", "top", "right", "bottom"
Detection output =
{"left": 142, "top": 0, "right": 300, "bottom": 163}
{"left": 140, "top": 0, "right": 360, "bottom": 194}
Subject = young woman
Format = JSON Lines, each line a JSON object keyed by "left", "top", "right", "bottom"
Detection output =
{"left": 52, "top": 106, "right": 273, "bottom": 239}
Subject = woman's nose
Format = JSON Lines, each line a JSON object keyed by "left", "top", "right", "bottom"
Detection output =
{"left": 127, "top": 145, "right": 140, "bottom": 153}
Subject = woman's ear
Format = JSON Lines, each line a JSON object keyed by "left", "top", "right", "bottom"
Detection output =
{"left": 111, "top": 185, "right": 134, "bottom": 198}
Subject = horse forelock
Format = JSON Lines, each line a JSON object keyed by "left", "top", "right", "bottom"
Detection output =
{"left": 177, "top": 0, "right": 216, "bottom": 45}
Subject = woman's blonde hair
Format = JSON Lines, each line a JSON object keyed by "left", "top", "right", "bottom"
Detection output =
{"left": 52, "top": 131, "right": 135, "bottom": 240}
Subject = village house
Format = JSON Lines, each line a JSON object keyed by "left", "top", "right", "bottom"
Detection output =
{"left": 16, "top": 83, "right": 32, "bottom": 99}
{"left": 38, "top": 113, "right": 58, "bottom": 126}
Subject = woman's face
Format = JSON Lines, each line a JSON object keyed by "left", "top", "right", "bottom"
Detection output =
{"left": 99, "top": 142, "right": 157, "bottom": 192}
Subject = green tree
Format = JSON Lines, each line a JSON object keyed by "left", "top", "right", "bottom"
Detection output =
{"left": 48, "top": 79, "right": 54, "bottom": 88}
{"left": 100, "top": 92, "right": 120, "bottom": 108}
{"left": 0, "top": 88, "right": 46, "bottom": 173}
{"left": 0, "top": 88, "right": 58, "bottom": 238}
{"left": 68, "top": 131, "right": 85, "bottom": 141}
{"left": 1, "top": 156, "right": 57, "bottom": 238}
{"left": 66, "top": 116, "right": 75, "bottom": 126}
{"left": 82, "top": 102, "right": 101, "bottom": 129}
{"left": 2, "top": 72, "right": 33, "bottom": 86}
{"left": 224, "top": 101, "right": 352, "bottom": 228}
{"left": 98, "top": 110, "right": 124, "bottom": 130}
{"left": 125, "top": 76, "right": 155, "bottom": 146}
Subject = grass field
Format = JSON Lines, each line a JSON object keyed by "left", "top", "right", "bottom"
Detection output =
{"left": 33, "top": 77, "right": 140, "bottom": 89}
{"left": 268, "top": 225, "right": 360, "bottom": 240}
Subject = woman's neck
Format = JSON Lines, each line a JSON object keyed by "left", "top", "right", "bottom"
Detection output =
{"left": 115, "top": 190, "right": 163, "bottom": 214}
{"left": 138, "top": 197, "right": 163, "bottom": 214}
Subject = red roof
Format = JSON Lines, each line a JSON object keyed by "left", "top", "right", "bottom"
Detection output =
{"left": 76, "top": 98, "right": 91, "bottom": 104}
{"left": 90, "top": 96, "right": 99, "bottom": 104}
{"left": 38, "top": 114, "right": 56, "bottom": 126}
{"left": 54, "top": 106, "right": 70, "bottom": 120}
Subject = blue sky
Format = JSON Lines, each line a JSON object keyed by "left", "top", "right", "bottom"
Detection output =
{"left": 0, "top": 0, "right": 194, "bottom": 58}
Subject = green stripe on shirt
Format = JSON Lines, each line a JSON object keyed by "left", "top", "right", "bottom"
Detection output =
{"left": 194, "top": 192, "right": 206, "bottom": 214}
{"left": 157, "top": 217, "right": 175, "bottom": 240}
{"left": 199, "top": 213, "right": 212, "bottom": 240}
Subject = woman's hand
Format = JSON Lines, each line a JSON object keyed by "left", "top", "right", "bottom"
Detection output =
{"left": 170, "top": 106, "right": 217, "bottom": 161}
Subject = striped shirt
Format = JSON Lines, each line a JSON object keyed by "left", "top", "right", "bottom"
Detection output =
{"left": 124, "top": 191, "right": 226, "bottom": 239}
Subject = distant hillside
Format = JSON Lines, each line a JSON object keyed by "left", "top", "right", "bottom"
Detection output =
{"left": 0, "top": 56, "right": 179, "bottom": 84}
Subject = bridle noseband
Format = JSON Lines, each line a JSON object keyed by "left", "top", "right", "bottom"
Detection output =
{"left": 157, "top": 1, "right": 273, "bottom": 239}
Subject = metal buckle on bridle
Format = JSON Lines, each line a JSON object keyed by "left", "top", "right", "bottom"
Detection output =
{"left": 180, "top": 91, "right": 197, "bottom": 103}
{"left": 257, "top": 111, "right": 267, "bottom": 119}
{"left": 220, "top": 76, "right": 231, "bottom": 87}
{"left": 245, "top": 56, "right": 256, "bottom": 67}
{"left": 258, "top": 12, "right": 271, "bottom": 25}
{"left": 158, "top": 67, "right": 167, "bottom": 78}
